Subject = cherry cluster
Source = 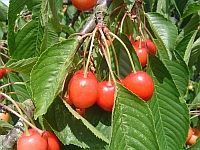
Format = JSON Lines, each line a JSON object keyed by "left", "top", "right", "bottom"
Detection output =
{"left": 126, "top": 34, "right": 157, "bottom": 67}
{"left": 63, "top": 69, "right": 154, "bottom": 114}
{"left": 17, "top": 128, "right": 60, "bottom": 150}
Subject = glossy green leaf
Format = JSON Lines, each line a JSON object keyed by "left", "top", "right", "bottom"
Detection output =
{"left": 146, "top": 12, "right": 178, "bottom": 59}
{"left": 12, "top": 20, "right": 43, "bottom": 60}
{"left": 148, "top": 54, "right": 190, "bottom": 150}
{"left": 48, "top": 0, "right": 61, "bottom": 32}
{"left": 117, "top": 34, "right": 141, "bottom": 77}
{"left": 30, "top": 39, "right": 78, "bottom": 119}
{"left": 156, "top": 0, "right": 170, "bottom": 18}
{"left": 175, "top": 31, "right": 196, "bottom": 58}
{"left": 44, "top": 97, "right": 109, "bottom": 148}
{"left": 176, "top": 12, "right": 200, "bottom": 44}
{"left": 109, "top": 84, "right": 159, "bottom": 150}
{"left": 0, "top": 120, "right": 13, "bottom": 135}
{"left": 188, "top": 37, "right": 200, "bottom": 68}
{"left": 163, "top": 58, "right": 189, "bottom": 98}
{"left": 6, "top": 57, "right": 38, "bottom": 76}
{"left": 8, "top": 0, "right": 41, "bottom": 55}
{"left": 182, "top": 2, "right": 200, "bottom": 19}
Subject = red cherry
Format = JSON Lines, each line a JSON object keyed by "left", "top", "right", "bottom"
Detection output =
{"left": 186, "top": 127, "right": 193, "bottom": 142}
{"left": 96, "top": 81, "right": 115, "bottom": 112}
{"left": 0, "top": 68, "right": 7, "bottom": 79}
{"left": 135, "top": 38, "right": 157, "bottom": 54}
{"left": 123, "top": 71, "right": 154, "bottom": 101}
{"left": 187, "top": 134, "right": 198, "bottom": 146}
{"left": 72, "top": 0, "right": 97, "bottom": 11}
{"left": 68, "top": 70, "right": 98, "bottom": 108}
{"left": 17, "top": 129, "right": 48, "bottom": 150}
{"left": 44, "top": 131, "right": 60, "bottom": 150}
{"left": 133, "top": 46, "right": 148, "bottom": 67}
{"left": 76, "top": 108, "right": 86, "bottom": 117}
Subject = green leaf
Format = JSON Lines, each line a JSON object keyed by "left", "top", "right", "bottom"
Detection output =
{"left": 44, "top": 97, "right": 109, "bottom": 148}
{"left": 7, "top": 72, "right": 31, "bottom": 102}
{"left": 188, "top": 37, "right": 200, "bottom": 68}
{"left": 156, "top": 0, "right": 170, "bottom": 18}
{"left": 183, "top": 30, "right": 198, "bottom": 65}
{"left": 116, "top": 34, "right": 141, "bottom": 77}
{"left": 109, "top": 84, "right": 159, "bottom": 150}
{"left": 146, "top": 12, "right": 178, "bottom": 59}
{"left": 8, "top": 0, "right": 41, "bottom": 56}
{"left": 182, "top": 2, "right": 200, "bottom": 19}
{"left": 6, "top": 57, "right": 38, "bottom": 76}
{"left": 0, "top": 2, "right": 8, "bottom": 21}
{"left": 30, "top": 39, "right": 78, "bottom": 119}
{"left": 48, "top": 0, "right": 61, "bottom": 32}
{"left": 175, "top": 31, "right": 196, "bottom": 58}
{"left": 12, "top": 20, "right": 44, "bottom": 60}
{"left": 148, "top": 54, "right": 190, "bottom": 150}
{"left": 176, "top": 12, "right": 200, "bottom": 44}
{"left": 0, "top": 120, "right": 13, "bottom": 135}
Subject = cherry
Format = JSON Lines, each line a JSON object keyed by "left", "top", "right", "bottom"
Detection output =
{"left": 0, "top": 68, "right": 7, "bottom": 79}
{"left": 96, "top": 81, "right": 115, "bottom": 112}
{"left": 186, "top": 127, "right": 193, "bottom": 142}
{"left": 187, "top": 134, "right": 198, "bottom": 146}
{"left": 0, "top": 106, "right": 10, "bottom": 122}
{"left": 44, "top": 131, "right": 60, "bottom": 150}
{"left": 133, "top": 46, "right": 148, "bottom": 67}
{"left": 68, "top": 70, "right": 98, "bottom": 108}
{"left": 76, "top": 108, "right": 86, "bottom": 117}
{"left": 0, "top": 112, "right": 10, "bottom": 122}
{"left": 193, "top": 127, "right": 200, "bottom": 136}
{"left": 135, "top": 38, "right": 157, "bottom": 54}
{"left": 123, "top": 71, "right": 154, "bottom": 101}
{"left": 17, "top": 129, "right": 48, "bottom": 150}
{"left": 72, "top": 0, "right": 97, "bottom": 11}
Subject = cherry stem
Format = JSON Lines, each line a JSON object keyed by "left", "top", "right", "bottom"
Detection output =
{"left": 109, "top": 32, "right": 137, "bottom": 74}
{"left": 120, "top": 12, "right": 128, "bottom": 33}
{"left": 107, "top": 35, "right": 120, "bottom": 78}
{"left": 0, "top": 102, "right": 43, "bottom": 135}
{"left": 83, "top": 35, "right": 92, "bottom": 72}
{"left": 0, "top": 52, "right": 11, "bottom": 59}
{"left": 100, "top": 43, "right": 116, "bottom": 84}
{"left": 84, "top": 27, "right": 97, "bottom": 78}
{"left": 0, "top": 82, "right": 25, "bottom": 90}
{"left": 0, "top": 92, "right": 29, "bottom": 135}
{"left": 99, "top": 29, "right": 113, "bottom": 84}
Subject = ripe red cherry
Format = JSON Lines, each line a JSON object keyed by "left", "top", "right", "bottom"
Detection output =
{"left": 133, "top": 46, "right": 148, "bottom": 67}
{"left": 96, "top": 81, "right": 115, "bottom": 112}
{"left": 135, "top": 38, "right": 156, "bottom": 54}
{"left": 72, "top": 0, "right": 97, "bottom": 11}
{"left": 0, "top": 68, "right": 7, "bottom": 79}
{"left": 17, "top": 129, "right": 48, "bottom": 150}
{"left": 44, "top": 131, "right": 60, "bottom": 150}
{"left": 123, "top": 71, "right": 154, "bottom": 101}
{"left": 68, "top": 70, "right": 98, "bottom": 108}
